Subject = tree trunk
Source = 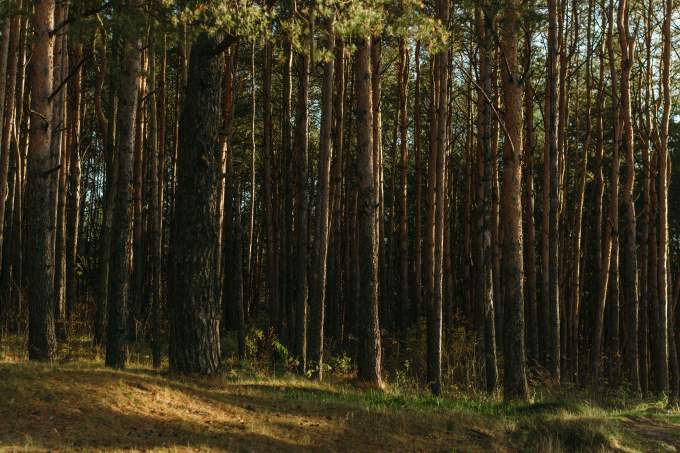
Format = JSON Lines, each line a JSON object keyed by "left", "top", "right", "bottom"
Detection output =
{"left": 617, "top": 0, "right": 640, "bottom": 392}
{"left": 355, "top": 36, "right": 382, "bottom": 387}
{"left": 545, "top": 0, "right": 560, "bottom": 382}
{"left": 26, "top": 0, "right": 58, "bottom": 361}
{"left": 500, "top": 0, "right": 529, "bottom": 401}
{"left": 293, "top": 45, "right": 309, "bottom": 371}
{"left": 654, "top": 0, "right": 672, "bottom": 395}
{"left": 148, "top": 47, "right": 162, "bottom": 368}
{"left": 308, "top": 16, "right": 335, "bottom": 380}
{"left": 0, "top": 0, "right": 21, "bottom": 273}
{"left": 65, "top": 41, "right": 83, "bottom": 321}
{"left": 522, "top": 15, "right": 538, "bottom": 366}
{"left": 475, "top": 4, "right": 498, "bottom": 392}
{"left": 168, "top": 32, "right": 227, "bottom": 375}
{"left": 106, "top": 9, "right": 141, "bottom": 368}
{"left": 397, "top": 38, "right": 410, "bottom": 336}
{"left": 262, "top": 25, "right": 280, "bottom": 337}
{"left": 413, "top": 41, "right": 423, "bottom": 323}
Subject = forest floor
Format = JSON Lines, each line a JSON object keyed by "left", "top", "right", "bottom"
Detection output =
{"left": 1, "top": 336, "right": 679, "bottom": 452}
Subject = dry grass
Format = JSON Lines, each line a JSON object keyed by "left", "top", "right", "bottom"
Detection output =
{"left": 0, "top": 336, "right": 679, "bottom": 452}
{"left": 0, "top": 361, "right": 506, "bottom": 452}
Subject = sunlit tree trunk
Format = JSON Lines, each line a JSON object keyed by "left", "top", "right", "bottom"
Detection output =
{"left": 26, "top": 0, "right": 58, "bottom": 361}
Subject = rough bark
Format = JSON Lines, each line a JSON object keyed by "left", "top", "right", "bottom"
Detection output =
{"left": 106, "top": 10, "right": 141, "bottom": 369}
{"left": 168, "top": 32, "right": 225, "bottom": 375}
{"left": 355, "top": 36, "right": 382, "bottom": 387}
{"left": 26, "top": 0, "right": 58, "bottom": 361}
{"left": 500, "top": 0, "right": 529, "bottom": 401}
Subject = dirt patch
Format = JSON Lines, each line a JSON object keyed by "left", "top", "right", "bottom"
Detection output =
{"left": 623, "top": 416, "right": 680, "bottom": 451}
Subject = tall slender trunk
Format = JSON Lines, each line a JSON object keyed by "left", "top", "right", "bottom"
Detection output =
{"left": 654, "top": 0, "right": 672, "bottom": 395}
{"left": 95, "top": 29, "right": 119, "bottom": 347}
{"left": 605, "top": 0, "right": 621, "bottom": 384}
{"left": 106, "top": 6, "right": 141, "bottom": 368}
{"left": 617, "top": 0, "right": 640, "bottom": 392}
{"left": 569, "top": 0, "right": 593, "bottom": 382}
{"left": 397, "top": 38, "right": 410, "bottom": 335}
{"left": 130, "top": 48, "right": 147, "bottom": 340}
{"left": 148, "top": 46, "right": 162, "bottom": 368}
{"left": 65, "top": 41, "right": 83, "bottom": 321}
{"left": 327, "top": 41, "right": 345, "bottom": 343}
{"left": 355, "top": 36, "right": 382, "bottom": 387}
{"left": 413, "top": 41, "right": 423, "bottom": 322}
{"left": 593, "top": 1, "right": 620, "bottom": 383}
{"left": 545, "top": 0, "right": 560, "bottom": 382}
{"left": 26, "top": 0, "right": 58, "bottom": 361}
{"left": 475, "top": 4, "right": 498, "bottom": 392}
{"left": 638, "top": 0, "right": 653, "bottom": 395}
{"left": 50, "top": 1, "right": 68, "bottom": 331}
{"left": 262, "top": 22, "right": 280, "bottom": 337}
{"left": 500, "top": 0, "right": 529, "bottom": 401}
{"left": 522, "top": 12, "right": 538, "bottom": 366}
{"left": 590, "top": 2, "right": 607, "bottom": 383}
{"left": 0, "top": 0, "right": 21, "bottom": 272}
{"left": 247, "top": 41, "right": 257, "bottom": 319}
{"left": 293, "top": 16, "right": 309, "bottom": 371}
{"left": 308, "top": 16, "right": 335, "bottom": 380}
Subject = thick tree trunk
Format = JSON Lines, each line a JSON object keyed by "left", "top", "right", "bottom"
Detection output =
{"left": 168, "top": 32, "right": 226, "bottom": 375}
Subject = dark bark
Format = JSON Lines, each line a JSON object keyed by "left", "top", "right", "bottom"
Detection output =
{"left": 500, "top": 0, "right": 529, "bottom": 401}
{"left": 26, "top": 0, "right": 58, "bottom": 361}
{"left": 308, "top": 16, "right": 335, "bottom": 380}
{"left": 355, "top": 36, "right": 382, "bottom": 387}
{"left": 106, "top": 11, "right": 141, "bottom": 368}
{"left": 168, "top": 32, "right": 225, "bottom": 375}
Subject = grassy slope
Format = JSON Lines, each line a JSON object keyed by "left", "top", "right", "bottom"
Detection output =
{"left": 1, "top": 339, "right": 679, "bottom": 452}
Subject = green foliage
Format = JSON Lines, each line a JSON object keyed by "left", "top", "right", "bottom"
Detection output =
{"left": 244, "top": 327, "right": 298, "bottom": 374}
{"left": 327, "top": 352, "right": 354, "bottom": 376}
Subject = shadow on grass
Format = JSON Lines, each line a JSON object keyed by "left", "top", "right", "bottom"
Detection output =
{"left": 0, "top": 362, "right": 490, "bottom": 452}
